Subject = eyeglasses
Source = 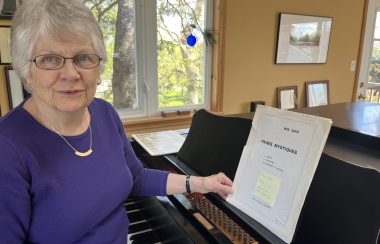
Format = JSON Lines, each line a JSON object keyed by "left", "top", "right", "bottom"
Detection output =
{"left": 31, "top": 54, "right": 102, "bottom": 70}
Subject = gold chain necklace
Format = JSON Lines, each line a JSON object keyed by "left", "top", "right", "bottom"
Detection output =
{"left": 51, "top": 125, "right": 93, "bottom": 157}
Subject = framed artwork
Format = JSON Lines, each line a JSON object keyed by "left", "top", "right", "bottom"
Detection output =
{"left": 0, "top": 0, "right": 21, "bottom": 19}
{"left": 277, "top": 86, "right": 298, "bottom": 109}
{"left": 0, "top": 25, "right": 11, "bottom": 64}
{"left": 275, "top": 13, "right": 333, "bottom": 64}
{"left": 305, "top": 80, "right": 330, "bottom": 107}
{"left": 4, "top": 66, "right": 29, "bottom": 109}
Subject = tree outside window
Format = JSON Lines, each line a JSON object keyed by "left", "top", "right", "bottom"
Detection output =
{"left": 84, "top": 0, "right": 211, "bottom": 116}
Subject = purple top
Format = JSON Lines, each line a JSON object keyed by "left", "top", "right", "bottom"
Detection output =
{"left": 0, "top": 98, "right": 169, "bottom": 243}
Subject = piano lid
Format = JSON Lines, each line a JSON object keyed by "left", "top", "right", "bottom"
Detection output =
{"left": 294, "top": 102, "right": 380, "bottom": 150}
{"left": 232, "top": 102, "right": 380, "bottom": 151}
{"left": 176, "top": 105, "right": 380, "bottom": 243}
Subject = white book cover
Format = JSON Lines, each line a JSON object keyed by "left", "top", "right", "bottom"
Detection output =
{"left": 227, "top": 105, "right": 332, "bottom": 243}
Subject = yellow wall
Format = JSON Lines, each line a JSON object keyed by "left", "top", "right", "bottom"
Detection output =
{"left": 0, "top": 19, "right": 11, "bottom": 116}
{"left": 0, "top": 1, "right": 367, "bottom": 116}
{"left": 222, "top": 0, "right": 366, "bottom": 114}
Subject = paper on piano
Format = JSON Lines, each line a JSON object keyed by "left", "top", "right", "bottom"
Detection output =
{"left": 132, "top": 130, "right": 187, "bottom": 156}
{"left": 227, "top": 105, "right": 332, "bottom": 243}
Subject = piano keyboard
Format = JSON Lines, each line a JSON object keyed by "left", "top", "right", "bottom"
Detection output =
{"left": 125, "top": 196, "right": 194, "bottom": 243}
{"left": 125, "top": 194, "right": 260, "bottom": 244}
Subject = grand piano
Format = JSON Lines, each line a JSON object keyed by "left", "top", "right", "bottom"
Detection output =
{"left": 128, "top": 102, "right": 380, "bottom": 244}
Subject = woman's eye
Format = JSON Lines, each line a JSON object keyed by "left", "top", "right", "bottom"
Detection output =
{"left": 42, "top": 56, "right": 60, "bottom": 63}
{"left": 76, "top": 55, "right": 90, "bottom": 62}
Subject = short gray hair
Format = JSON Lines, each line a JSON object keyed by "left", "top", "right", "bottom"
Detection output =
{"left": 11, "top": 0, "right": 107, "bottom": 88}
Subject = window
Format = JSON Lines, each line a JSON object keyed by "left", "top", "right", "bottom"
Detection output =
{"left": 85, "top": 0, "right": 214, "bottom": 117}
{"left": 366, "top": 10, "right": 380, "bottom": 102}
{"left": 369, "top": 11, "right": 380, "bottom": 84}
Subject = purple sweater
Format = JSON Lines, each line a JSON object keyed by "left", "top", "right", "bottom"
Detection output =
{"left": 0, "top": 98, "right": 169, "bottom": 243}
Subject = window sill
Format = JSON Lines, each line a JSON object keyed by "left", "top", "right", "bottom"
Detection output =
{"left": 122, "top": 113, "right": 194, "bottom": 136}
{"left": 122, "top": 110, "right": 223, "bottom": 136}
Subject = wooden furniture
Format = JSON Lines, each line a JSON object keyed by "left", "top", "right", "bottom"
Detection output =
{"left": 129, "top": 102, "right": 379, "bottom": 243}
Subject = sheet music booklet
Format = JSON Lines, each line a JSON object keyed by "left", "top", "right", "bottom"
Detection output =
{"left": 132, "top": 129, "right": 188, "bottom": 156}
{"left": 227, "top": 105, "right": 332, "bottom": 243}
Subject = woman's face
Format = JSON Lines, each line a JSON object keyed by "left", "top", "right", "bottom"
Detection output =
{"left": 26, "top": 38, "right": 100, "bottom": 113}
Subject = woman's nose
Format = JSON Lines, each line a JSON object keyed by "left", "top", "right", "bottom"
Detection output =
{"left": 60, "top": 60, "right": 81, "bottom": 79}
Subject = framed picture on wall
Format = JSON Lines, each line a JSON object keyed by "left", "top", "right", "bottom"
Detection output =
{"left": 4, "top": 66, "right": 30, "bottom": 109}
{"left": 305, "top": 80, "right": 330, "bottom": 107}
{"left": 0, "top": 25, "right": 11, "bottom": 64}
{"left": 277, "top": 86, "right": 298, "bottom": 109}
{"left": 275, "top": 13, "right": 333, "bottom": 64}
{"left": 0, "top": 0, "right": 22, "bottom": 19}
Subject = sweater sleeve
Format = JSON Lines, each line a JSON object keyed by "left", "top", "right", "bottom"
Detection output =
{"left": 109, "top": 108, "right": 169, "bottom": 196}
{"left": 123, "top": 133, "right": 169, "bottom": 196}
{"left": 0, "top": 136, "right": 31, "bottom": 243}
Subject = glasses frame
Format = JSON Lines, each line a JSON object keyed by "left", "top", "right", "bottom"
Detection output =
{"left": 31, "top": 54, "right": 102, "bottom": 70}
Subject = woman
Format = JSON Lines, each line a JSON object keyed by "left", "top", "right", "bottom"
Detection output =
{"left": 0, "top": 0, "right": 233, "bottom": 243}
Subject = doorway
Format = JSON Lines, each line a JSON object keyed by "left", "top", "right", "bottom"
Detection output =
{"left": 357, "top": 0, "right": 380, "bottom": 103}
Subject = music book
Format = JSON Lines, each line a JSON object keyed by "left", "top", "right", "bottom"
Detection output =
{"left": 132, "top": 129, "right": 188, "bottom": 156}
{"left": 227, "top": 105, "right": 332, "bottom": 243}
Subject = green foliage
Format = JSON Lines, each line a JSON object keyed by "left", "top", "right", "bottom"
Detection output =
{"left": 85, "top": 0, "right": 208, "bottom": 109}
{"left": 157, "top": 0, "right": 206, "bottom": 108}
{"left": 157, "top": 39, "right": 204, "bottom": 107}
{"left": 372, "top": 45, "right": 380, "bottom": 60}
{"left": 369, "top": 46, "right": 380, "bottom": 83}
{"left": 85, "top": 0, "right": 117, "bottom": 103}
{"left": 369, "top": 62, "right": 380, "bottom": 83}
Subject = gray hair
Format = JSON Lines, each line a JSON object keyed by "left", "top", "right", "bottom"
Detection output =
{"left": 11, "top": 0, "right": 107, "bottom": 89}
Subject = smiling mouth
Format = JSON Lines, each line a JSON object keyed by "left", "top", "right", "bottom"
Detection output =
{"left": 59, "top": 90, "right": 84, "bottom": 95}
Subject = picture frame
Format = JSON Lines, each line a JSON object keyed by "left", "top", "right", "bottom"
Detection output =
{"left": 4, "top": 66, "right": 30, "bottom": 109}
{"left": 277, "top": 86, "right": 298, "bottom": 109}
{"left": 275, "top": 13, "right": 332, "bottom": 64}
{"left": 0, "top": 25, "right": 11, "bottom": 64}
{"left": 305, "top": 80, "right": 330, "bottom": 107}
{"left": 0, "top": 0, "right": 21, "bottom": 19}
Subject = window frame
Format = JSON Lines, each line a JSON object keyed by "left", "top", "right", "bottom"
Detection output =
{"left": 117, "top": 0, "right": 215, "bottom": 118}
{"left": 122, "top": 0, "right": 225, "bottom": 134}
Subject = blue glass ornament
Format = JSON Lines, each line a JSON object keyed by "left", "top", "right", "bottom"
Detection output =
{"left": 187, "top": 34, "right": 197, "bottom": 46}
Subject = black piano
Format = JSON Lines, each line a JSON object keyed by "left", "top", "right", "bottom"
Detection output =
{"left": 128, "top": 102, "right": 380, "bottom": 244}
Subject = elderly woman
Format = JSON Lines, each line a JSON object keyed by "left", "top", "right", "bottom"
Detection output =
{"left": 0, "top": 0, "right": 233, "bottom": 243}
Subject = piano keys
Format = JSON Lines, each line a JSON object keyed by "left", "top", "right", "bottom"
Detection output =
{"left": 130, "top": 102, "right": 380, "bottom": 244}
{"left": 125, "top": 193, "right": 263, "bottom": 244}
{"left": 125, "top": 196, "right": 200, "bottom": 243}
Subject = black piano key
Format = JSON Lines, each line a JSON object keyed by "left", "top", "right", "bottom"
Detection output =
{"left": 125, "top": 203, "right": 139, "bottom": 212}
{"left": 130, "top": 230, "right": 160, "bottom": 243}
{"left": 129, "top": 221, "right": 152, "bottom": 233}
{"left": 127, "top": 210, "right": 145, "bottom": 223}
{"left": 125, "top": 195, "right": 207, "bottom": 243}
{"left": 149, "top": 223, "right": 188, "bottom": 242}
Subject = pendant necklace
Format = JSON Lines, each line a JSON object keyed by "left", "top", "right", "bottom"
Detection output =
{"left": 51, "top": 125, "right": 93, "bottom": 157}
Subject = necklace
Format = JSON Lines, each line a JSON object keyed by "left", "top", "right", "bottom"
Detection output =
{"left": 51, "top": 125, "right": 93, "bottom": 157}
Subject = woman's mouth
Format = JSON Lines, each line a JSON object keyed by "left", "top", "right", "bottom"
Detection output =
{"left": 59, "top": 90, "right": 84, "bottom": 96}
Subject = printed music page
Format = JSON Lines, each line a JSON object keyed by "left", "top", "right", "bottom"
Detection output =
{"left": 227, "top": 105, "right": 332, "bottom": 243}
{"left": 132, "top": 130, "right": 187, "bottom": 156}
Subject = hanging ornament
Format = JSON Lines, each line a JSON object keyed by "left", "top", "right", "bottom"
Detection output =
{"left": 186, "top": 34, "right": 197, "bottom": 46}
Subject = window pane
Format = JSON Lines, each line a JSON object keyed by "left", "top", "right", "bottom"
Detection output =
{"left": 369, "top": 12, "right": 380, "bottom": 84}
{"left": 157, "top": 0, "right": 207, "bottom": 108}
{"left": 370, "top": 40, "right": 380, "bottom": 83}
{"left": 374, "top": 11, "right": 380, "bottom": 39}
{"left": 85, "top": 0, "right": 138, "bottom": 110}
